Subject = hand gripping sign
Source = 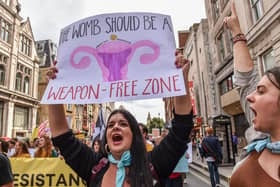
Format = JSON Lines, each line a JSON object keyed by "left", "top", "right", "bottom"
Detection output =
{"left": 41, "top": 13, "right": 186, "bottom": 104}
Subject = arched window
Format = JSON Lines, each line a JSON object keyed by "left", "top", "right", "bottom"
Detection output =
{"left": 23, "top": 76, "right": 30, "bottom": 94}
{"left": 0, "top": 65, "right": 5, "bottom": 85}
{"left": 15, "top": 72, "right": 22, "bottom": 91}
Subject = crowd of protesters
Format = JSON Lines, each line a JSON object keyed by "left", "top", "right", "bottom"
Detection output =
{"left": 0, "top": 135, "right": 59, "bottom": 159}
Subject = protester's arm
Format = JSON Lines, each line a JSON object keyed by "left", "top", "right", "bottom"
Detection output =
{"left": 52, "top": 131, "right": 101, "bottom": 183}
{"left": 46, "top": 65, "right": 70, "bottom": 137}
{"left": 48, "top": 104, "right": 69, "bottom": 137}
{"left": 224, "top": 1, "right": 268, "bottom": 143}
{"left": 174, "top": 53, "right": 192, "bottom": 115}
{"left": 147, "top": 52, "right": 193, "bottom": 182}
{"left": 224, "top": 1, "right": 253, "bottom": 72}
{"left": 148, "top": 111, "right": 193, "bottom": 181}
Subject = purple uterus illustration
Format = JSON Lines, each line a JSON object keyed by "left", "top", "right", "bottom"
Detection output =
{"left": 70, "top": 35, "right": 160, "bottom": 82}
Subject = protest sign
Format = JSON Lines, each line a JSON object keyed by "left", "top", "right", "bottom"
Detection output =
{"left": 10, "top": 158, "right": 86, "bottom": 187}
{"left": 41, "top": 12, "right": 186, "bottom": 104}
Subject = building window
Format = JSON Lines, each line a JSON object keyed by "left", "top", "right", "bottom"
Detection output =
{"left": 262, "top": 49, "right": 275, "bottom": 72}
{"left": 226, "top": 29, "right": 233, "bottom": 54}
{"left": 14, "top": 106, "right": 29, "bottom": 128}
{"left": 23, "top": 77, "right": 29, "bottom": 94}
{"left": 0, "top": 65, "right": 5, "bottom": 85}
{"left": 66, "top": 104, "right": 72, "bottom": 111}
{"left": 212, "top": 0, "right": 220, "bottom": 21}
{"left": 15, "top": 72, "right": 22, "bottom": 91}
{"left": 251, "top": 0, "right": 263, "bottom": 22}
{"left": 219, "top": 74, "right": 236, "bottom": 95}
{"left": 0, "top": 53, "right": 8, "bottom": 64}
{"left": 217, "top": 32, "right": 225, "bottom": 61}
{"left": 19, "top": 34, "right": 32, "bottom": 56}
{"left": 16, "top": 63, "right": 32, "bottom": 93}
{"left": 0, "top": 19, "right": 11, "bottom": 43}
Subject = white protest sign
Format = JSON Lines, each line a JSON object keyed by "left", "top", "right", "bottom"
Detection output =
{"left": 41, "top": 12, "right": 186, "bottom": 104}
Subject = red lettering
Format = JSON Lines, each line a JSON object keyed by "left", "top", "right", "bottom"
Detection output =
{"left": 124, "top": 81, "right": 130, "bottom": 97}
{"left": 142, "top": 78, "right": 151, "bottom": 95}
{"left": 88, "top": 84, "right": 100, "bottom": 99}
{"left": 58, "top": 86, "right": 68, "bottom": 100}
{"left": 47, "top": 86, "right": 60, "bottom": 100}
{"left": 62, "top": 86, "right": 74, "bottom": 100}
{"left": 116, "top": 82, "right": 123, "bottom": 97}
{"left": 80, "top": 86, "right": 88, "bottom": 99}
{"left": 74, "top": 86, "right": 82, "bottom": 99}
{"left": 132, "top": 80, "right": 138, "bottom": 96}
{"left": 160, "top": 77, "right": 171, "bottom": 93}
{"left": 110, "top": 83, "right": 117, "bottom": 98}
{"left": 152, "top": 79, "right": 159, "bottom": 94}
{"left": 173, "top": 74, "right": 181, "bottom": 91}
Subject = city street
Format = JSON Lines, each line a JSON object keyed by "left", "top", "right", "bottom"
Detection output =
{"left": 184, "top": 173, "right": 210, "bottom": 187}
{"left": 1, "top": 0, "right": 280, "bottom": 187}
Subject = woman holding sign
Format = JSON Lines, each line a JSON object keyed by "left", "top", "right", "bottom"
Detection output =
{"left": 47, "top": 52, "right": 193, "bottom": 187}
{"left": 224, "top": 1, "right": 280, "bottom": 187}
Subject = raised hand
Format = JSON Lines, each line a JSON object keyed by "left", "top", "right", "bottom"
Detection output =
{"left": 46, "top": 60, "right": 69, "bottom": 137}
{"left": 223, "top": 0, "right": 242, "bottom": 36}
{"left": 46, "top": 61, "right": 58, "bottom": 82}
{"left": 175, "top": 50, "right": 190, "bottom": 87}
{"left": 174, "top": 50, "right": 192, "bottom": 115}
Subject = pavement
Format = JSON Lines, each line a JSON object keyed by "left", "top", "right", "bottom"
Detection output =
{"left": 189, "top": 149, "right": 236, "bottom": 187}
{"left": 184, "top": 172, "right": 211, "bottom": 187}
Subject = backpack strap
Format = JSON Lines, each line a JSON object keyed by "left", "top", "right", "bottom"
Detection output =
{"left": 90, "top": 157, "right": 109, "bottom": 182}
{"left": 149, "top": 162, "right": 161, "bottom": 185}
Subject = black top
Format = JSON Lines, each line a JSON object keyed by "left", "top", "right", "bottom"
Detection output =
{"left": 52, "top": 111, "right": 193, "bottom": 186}
{"left": 0, "top": 153, "right": 13, "bottom": 185}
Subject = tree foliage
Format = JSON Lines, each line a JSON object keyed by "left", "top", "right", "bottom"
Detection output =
{"left": 147, "top": 117, "right": 164, "bottom": 133}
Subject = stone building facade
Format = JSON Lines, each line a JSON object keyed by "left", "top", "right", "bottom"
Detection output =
{"left": 164, "top": 20, "right": 217, "bottom": 133}
{"left": 0, "top": 0, "right": 39, "bottom": 137}
{"left": 183, "top": 20, "right": 217, "bottom": 126}
{"left": 204, "top": 0, "right": 280, "bottom": 146}
{"left": 36, "top": 39, "right": 57, "bottom": 124}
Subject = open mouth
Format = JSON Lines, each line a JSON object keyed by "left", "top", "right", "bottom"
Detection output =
{"left": 112, "top": 134, "right": 123, "bottom": 144}
{"left": 250, "top": 107, "right": 257, "bottom": 122}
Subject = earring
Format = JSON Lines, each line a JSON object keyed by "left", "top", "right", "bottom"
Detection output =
{"left": 105, "top": 144, "right": 110, "bottom": 154}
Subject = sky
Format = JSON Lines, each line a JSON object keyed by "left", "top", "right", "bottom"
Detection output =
{"left": 20, "top": 0, "right": 206, "bottom": 123}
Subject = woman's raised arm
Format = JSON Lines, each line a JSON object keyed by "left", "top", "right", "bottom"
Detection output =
{"left": 46, "top": 64, "right": 69, "bottom": 137}
{"left": 174, "top": 51, "right": 192, "bottom": 115}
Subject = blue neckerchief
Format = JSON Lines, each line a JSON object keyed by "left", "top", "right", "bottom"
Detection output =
{"left": 108, "top": 151, "right": 131, "bottom": 187}
{"left": 247, "top": 137, "right": 280, "bottom": 154}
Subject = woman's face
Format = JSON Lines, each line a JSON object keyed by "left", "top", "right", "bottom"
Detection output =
{"left": 246, "top": 75, "right": 280, "bottom": 133}
{"left": 38, "top": 137, "right": 46, "bottom": 148}
{"left": 93, "top": 141, "right": 100, "bottom": 153}
{"left": 15, "top": 142, "right": 21, "bottom": 153}
{"left": 106, "top": 113, "right": 133, "bottom": 159}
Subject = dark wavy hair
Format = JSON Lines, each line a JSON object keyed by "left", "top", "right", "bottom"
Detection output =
{"left": 92, "top": 138, "right": 101, "bottom": 153}
{"left": 265, "top": 66, "right": 280, "bottom": 90}
{"left": 0, "top": 138, "right": 9, "bottom": 153}
{"left": 101, "top": 109, "right": 153, "bottom": 187}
